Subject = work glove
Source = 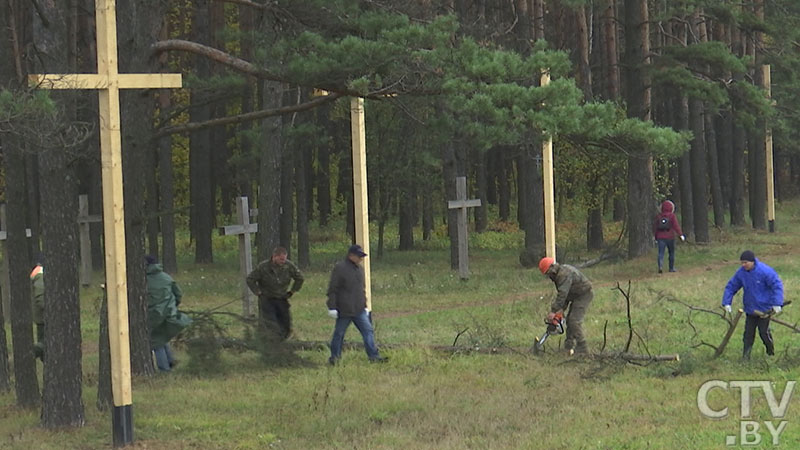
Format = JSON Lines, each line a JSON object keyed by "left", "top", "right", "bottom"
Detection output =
{"left": 773, "top": 305, "right": 782, "bottom": 315}
{"left": 327, "top": 309, "right": 338, "bottom": 319}
{"left": 680, "top": 235, "right": 686, "bottom": 242}
{"left": 723, "top": 304, "right": 732, "bottom": 314}
{"left": 285, "top": 291, "right": 294, "bottom": 299}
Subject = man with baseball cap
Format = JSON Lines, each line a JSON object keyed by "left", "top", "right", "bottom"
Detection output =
{"left": 722, "top": 250, "right": 784, "bottom": 359}
{"left": 325, "top": 244, "right": 387, "bottom": 365}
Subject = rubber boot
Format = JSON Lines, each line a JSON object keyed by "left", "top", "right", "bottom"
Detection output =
{"left": 742, "top": 345, "right": 752, "bottom": 361}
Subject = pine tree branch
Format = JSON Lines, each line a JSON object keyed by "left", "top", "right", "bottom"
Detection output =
{"left": 153, "top": 91, "right": 342, "bottom": 138}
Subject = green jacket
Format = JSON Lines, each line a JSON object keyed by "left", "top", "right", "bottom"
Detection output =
{"left": 31, "top": 265, "right": 45, "bottom": 325}
{"left": 246, "top": 259, "right": 304, "bottom": 298}
{"left": 146, "top": 263, "right": 192, "bottom": 348}
{"left": 547, "top": 263, "right": 593, "bottom": 313}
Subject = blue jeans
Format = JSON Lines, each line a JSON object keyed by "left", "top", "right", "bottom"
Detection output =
{"left": 330, "top": 309, "right": 380, "bottom": 361}
{"left": 153, "top": 343, "right": 175, "bottom": 372}
{"left": 657, "top": 239, "right": 675, "bottom": 271}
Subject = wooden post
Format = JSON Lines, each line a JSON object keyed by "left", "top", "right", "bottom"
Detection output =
{"left": 541, "top": 70, "right": 556, "bottom": 259}
{"left": 218, "top": 197, "right": 258, "bottom": 316}
{"left": 78, "top": 195, "right": 102, "bottom": 287}
{"left": 30, "top": 0, "right": 182, "bottom": 445}
{"left": 0, "top": 205, "right": 32, "bottom": 324}
{"left": 713, "top": 309, "right": 743, "bottom": 358}
{"left": 763, "top": 64, "right": 776, "bottom": 232}
{"left": 447, "top": 177, "right": 481, "bottom": 279}
{"left": 350, "top": 97, "right": 372, "bottom": 310}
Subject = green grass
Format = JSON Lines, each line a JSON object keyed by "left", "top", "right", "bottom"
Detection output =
{"left": 4, "top": 203, "right": 800, "bottom": 448}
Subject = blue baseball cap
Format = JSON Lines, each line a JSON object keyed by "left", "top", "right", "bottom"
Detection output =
{"left": 348, "top": 244, "right": 367, "bottom": 257}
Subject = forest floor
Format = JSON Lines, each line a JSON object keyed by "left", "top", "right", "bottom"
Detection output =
{"left": 4, "top": 202, "right": 800, "bottom": 448}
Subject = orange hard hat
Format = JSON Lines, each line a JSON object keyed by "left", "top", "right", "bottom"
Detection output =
{"left": 539, "top": 257, "right": 555, "bottom": 274}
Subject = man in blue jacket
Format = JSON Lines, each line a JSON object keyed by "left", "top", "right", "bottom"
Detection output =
{"left": 722, "top": 250, "right": 784, "bottom": 360}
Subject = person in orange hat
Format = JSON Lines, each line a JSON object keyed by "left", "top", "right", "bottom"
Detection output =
{"left": 538, "top": 257, "right": 594, "bottom": 354}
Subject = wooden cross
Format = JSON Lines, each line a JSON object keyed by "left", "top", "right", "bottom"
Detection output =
{"left": 219, "top": 197, "right": 258, "bottom": 316}
{"left": 447, "top": 177, "right": 481, "bottom": 280}
{"left": 78, "top": 195, "right": 102, "bottom": 287}
{"left": 29, "top": 0, "right": 182, "bottom": 445}
{"left": 350, "top": 98, "right": 372, "bottom": 309}
{"left": 0, "top": 205, "right": 32, "bottom": 324}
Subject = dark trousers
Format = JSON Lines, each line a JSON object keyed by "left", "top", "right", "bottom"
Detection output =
{"left": 34, "top": 323, "right": 45, "bottom": 360}
{"left": 259, "top": 296, "right": 291, "bottom": 340}
{"left": 657, "top": 239, "right": 675, "bottom": 271}
{"left": 743, "top": 314, "right": 774, "bottom": 359}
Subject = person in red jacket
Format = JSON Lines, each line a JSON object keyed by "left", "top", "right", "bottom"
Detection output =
{"left": 653, "top": 200, "right": 685, "bottom": 273}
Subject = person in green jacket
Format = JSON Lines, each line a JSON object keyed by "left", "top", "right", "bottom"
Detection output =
{"left": 30, "top": 254, "right": 45, "bottom": 360}
{"left": 538, "top": 257, "right": 594, "bottom": 354}
{"left": 246, "top": 247, "right": 304, "bottom": 340}
{"left": 145, "top": 255, "right": 192, "bottom": 372}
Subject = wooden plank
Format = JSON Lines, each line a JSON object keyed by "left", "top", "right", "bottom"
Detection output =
{"left": 218, "top": 224, "right": 258, "bottom": 236}
{"left": 456, "top": 177, "right": 469, "bottom": 280}
{"left": 447, "top": 199, "right": 482, "bottom": 209}
{"left": 350, "top": 97, "right": 371, "bottom": 311}
{"left": 763, "top": 65, "right": 776, "bottom": 227}
{"left": 236, "top": 198, "right": 255, "bottom": 316}
{"left": 541, "top": 71, "right": 556, "bottom": 259}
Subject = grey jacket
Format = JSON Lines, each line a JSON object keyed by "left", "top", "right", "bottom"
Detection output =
{"left": 326, "top": 258, "right": 367, "bottom": 317}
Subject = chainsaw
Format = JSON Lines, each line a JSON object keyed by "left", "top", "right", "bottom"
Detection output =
{"left": 533, "top": 311, "right": 564, "bottom": 354}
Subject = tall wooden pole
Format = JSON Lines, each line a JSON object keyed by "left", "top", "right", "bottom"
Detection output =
{"left": 30, "top": 0, "right": 181, "bottom": 445}
{"left": 541, "top": 71, "right": 556, "bottom": 259}
{"left": 350, "top": 97, "right": 371, "bottom": 310}
{"left": 763, "top": 64, "right": 776, "bottom": 232}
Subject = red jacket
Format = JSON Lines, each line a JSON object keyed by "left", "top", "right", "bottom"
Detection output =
{"left": 653, "top": 200, "right": 683, "bottom": 240}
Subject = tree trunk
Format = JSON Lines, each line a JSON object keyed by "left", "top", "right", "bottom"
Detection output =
{"left": 716, "top": 110, "right": 733, "bottom": 212}
{"left": 623, "top": 0, "right": 653, "bottom": 258}
{"left": 602, "top": 0, "right": 620, "bottom": 100}
{"left": 730, "top": 118, "right": 747, "bottom": 226}
{"left": 117, "top": 0, "right": 165, "bottom": 378}
{"left": 574, "top": 3, "right": 593, "bottom": 100}
{"left": 422, "top": 185, "right": 433, "bottom": 241}
{"left": 96, "top": 289, "right": 111, "bottom": 411}
{"left": 498, "top": 148, "right": 510, "bottom": 222}
{"left": 442, "top": 131, "right": 459, "bottom": 270}
{"left": 520, "top": 145, "right": 544, "bottom": 252}
{"left": 316, "top": 105, "right": 332, "bottom": 226}
{"left": 189, "top": 0, "right": 214, "bottom": 263}
{"left": 677, "top": 96, "right": 694, "bottom": 238}
{"left": 158, "top": 91, "right": 178, "bottom": 274}
{"left": 705, "top": 110, "right": 725, "bottom": 228}
{"left": 296, "top": 118, "right": 310, "bottom": 268}
{"left": 398, "top": 188, "right": 414, "bottom": 250}
{"left": 256, "top": 79, "right": 283, "bottom": 262}
{"left": 279, "top": 126, "right": 294, "bottom": 254}
{"left": 474, "top": 152, "right": 488, "bottom": 233}
{"left": 689, "top": 97, "right": 709, "bottom": 243}
{"left": 7, "top": 142, "right": 39, "bottom": 407}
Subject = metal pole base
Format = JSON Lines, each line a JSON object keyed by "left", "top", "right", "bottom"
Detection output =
{"left": 769, "top": 220, "right": 775, "bottom": 233}
{"left": 112, "top": 404, "right": 134, "bottom": 447}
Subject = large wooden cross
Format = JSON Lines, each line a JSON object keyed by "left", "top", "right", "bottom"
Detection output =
{"left": 219, "top": 196, "right": 258, "bottom": 316}
{"left": 447, "top": 177, "right": 481, "bottom": 280}
{"left": 29, "top": 0, "right": 182, "bottom": 445}
{"left": 78, "top": 195, "right": 102, "bottom": 287}
{"left": 0, "top": 205, "right": 32, "bottom": 323}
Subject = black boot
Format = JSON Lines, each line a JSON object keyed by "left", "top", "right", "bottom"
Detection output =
{"left": 742, "top": 346, "right": 752, "bottom": 360}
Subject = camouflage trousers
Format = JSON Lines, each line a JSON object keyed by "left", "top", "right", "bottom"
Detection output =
{"left": 565, "top": 290, "right": 593, "bottom": 353}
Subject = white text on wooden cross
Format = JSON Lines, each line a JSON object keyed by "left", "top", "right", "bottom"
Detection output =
{"left": 447, "top": 177, "right": 481, "bottom": 280}
{"left": 219, "top": 197, "right": 258, "bottom": 316}
{"left": 29, "top": 0, "right": 182, "bottom": 443}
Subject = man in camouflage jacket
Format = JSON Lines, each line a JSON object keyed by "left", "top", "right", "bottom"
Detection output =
{"left": 247, "top": 247, "right": 304, "bottom": 340}
{"left": 538, "top": 257, "right": 594, "bottom": 354}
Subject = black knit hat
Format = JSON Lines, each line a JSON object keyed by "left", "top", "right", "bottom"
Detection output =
{"left": 740, "top": 250, "right": 756, "bottom": 262}
{"left": 145, "top": 255, "right": 158, "bottom": 265}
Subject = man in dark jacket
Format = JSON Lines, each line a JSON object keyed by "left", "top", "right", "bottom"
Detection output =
{"left": 247, "top": 246, "right": 304, "bottom": 340}
{"left": 538, "top": 257, "right": 593, "bottom": 354}
{"left": 146, "top": 255, "right": 192, "bottom": 372}
{"left": 722, "top": 250, "right": 784, "bottom": 360}
{"left": 653, "top": 200, "right": 685, "bottom": 274}
{"left": 326, "top": 245, "right": 387, "bottom": 365}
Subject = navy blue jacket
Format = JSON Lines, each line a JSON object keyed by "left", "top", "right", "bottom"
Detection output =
{"left": 722, "top": 258, "right": 783, "bottom": 315}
